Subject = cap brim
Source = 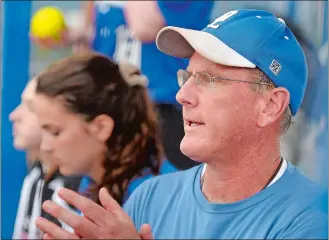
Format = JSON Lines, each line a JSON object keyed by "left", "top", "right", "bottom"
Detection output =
{"left": 156, "top": 26, "right": 256, "bottom": 68}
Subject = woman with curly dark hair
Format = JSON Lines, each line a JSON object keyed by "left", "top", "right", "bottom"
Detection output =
{"left": 33, "top": 52, "right": 163, "bottom": 205}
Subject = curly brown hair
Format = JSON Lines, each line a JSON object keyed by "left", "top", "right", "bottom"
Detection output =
{"left": 36, "top": 52, "right": 163, "bottom": 205}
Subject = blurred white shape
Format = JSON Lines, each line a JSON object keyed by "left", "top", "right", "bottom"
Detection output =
{"left": 281, "top": 110, "right": 305, "bottom": 163}
{"left": 318, "top": 41, "right": 328, "bottom": 66}
{"left": 278, "top": 17, "right": 286, "bottom": 24}
{"left": 298, "top": 114, "right": 327, "bottom": 182}
{"left": 65, "top": 9, "right": 93, "bottom": 43}
{"left": 96, "top": 1, "right": 125, "bottom": 12}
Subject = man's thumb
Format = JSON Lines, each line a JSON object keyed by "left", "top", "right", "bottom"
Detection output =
{"left": 140, "top": 224, "right": 154, "bottom": 240}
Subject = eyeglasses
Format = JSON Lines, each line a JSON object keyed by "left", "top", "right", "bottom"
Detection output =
{"left": 177, "top": 69, "right": 273, "bottom": 89}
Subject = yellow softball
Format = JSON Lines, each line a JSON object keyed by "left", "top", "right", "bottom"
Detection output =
{"left": 30, "top": 6, "right": 66, "bottom": 40}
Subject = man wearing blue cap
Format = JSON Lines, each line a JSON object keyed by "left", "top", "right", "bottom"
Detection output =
{"left": 36, "top": 9, "right": 327, "bottom": 239}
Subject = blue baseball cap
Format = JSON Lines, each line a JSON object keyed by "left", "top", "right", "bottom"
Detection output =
{"left": 156, "top": 9, "right": 308, "bottom": 116}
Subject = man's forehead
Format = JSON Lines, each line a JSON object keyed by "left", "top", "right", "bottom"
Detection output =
{"left": 187, "top": 52, "right": 217, "bottom": 70}
{"left": 188, "top": 52, "right": 255, "bottom": 78}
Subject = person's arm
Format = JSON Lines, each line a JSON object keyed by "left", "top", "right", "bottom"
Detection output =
{"left": 84, "top": 1, "right": 95, "bottom": 30}
{"left": 280, "top": 196, "right": 328, "bottom": 240}
{"left": 70, "top": 1, "right": 95, "bottom": 53}
{"left": 124, "top": 1, "right": 165, "bottom": 43}
{"left": 124, "top": 1, "right": 214, "bottom": 43}
{"left": 283, "top": 224, "right": 328, "bottom": 239}
{"left": 123, "top": 177, "right": 154, "bottom": 229}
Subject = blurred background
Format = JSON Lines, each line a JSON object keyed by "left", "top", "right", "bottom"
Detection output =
{"left": 1, "top": 1, "right": 328, "bottom": 238}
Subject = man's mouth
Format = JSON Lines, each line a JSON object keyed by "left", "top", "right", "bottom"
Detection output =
{"left": 186, "top": 120, "right": 204, "bottom": 127}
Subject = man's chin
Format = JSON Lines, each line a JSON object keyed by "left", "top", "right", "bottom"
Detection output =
{"left": 180, "top": 138, "right": 205, "bottom": 162}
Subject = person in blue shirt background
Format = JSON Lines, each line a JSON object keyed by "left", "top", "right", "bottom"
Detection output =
{"left": 33, "top": 1, "right": 214, "bottom": 172}
{"left": 36, "top": 9, "right": 327, "bottom": 239}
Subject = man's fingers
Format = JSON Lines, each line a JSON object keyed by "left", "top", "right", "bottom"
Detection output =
{"left": 43, "top": 233, "right": 54, "bottom": 239}
{"left": 42, "top": 200, "right": 100, "bottom": 238}
{"left": 36, "top": 217, "right": 79, "bottom": 239}
{"left": 99, "top": 187, "right": 124, "bottom": 217}
{"left": 57, "top": 188, "right": 110, "bottom": 226}
{"left": 140, "top": 224, "right": 154, "bottom": 240}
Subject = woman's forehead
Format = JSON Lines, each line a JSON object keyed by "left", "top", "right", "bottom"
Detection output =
{"left": 34, "top": 94, "right": 67, "bottom": 117}
{"left": 22, "top": 79, "right": 37, "bottom": 100}
{"left": 34, "top": 94, "right": 86, "bottom": 126}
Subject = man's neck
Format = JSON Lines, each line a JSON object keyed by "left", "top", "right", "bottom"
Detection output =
{"left": 201, "top": 136, "right": 282, "bottom": 204}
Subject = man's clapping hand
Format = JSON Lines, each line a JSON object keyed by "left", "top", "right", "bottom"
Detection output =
{"left": 36, "top": 188, "right": 154, "bottom": 239}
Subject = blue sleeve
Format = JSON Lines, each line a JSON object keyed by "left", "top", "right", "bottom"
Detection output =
{"left": 123, "top": 178, "right": 155, "bottom": 230}
{"left": 157, "top": 1, "right": 214, "bottom": 30}
{"left": 284, "top": 224, "right": 328, "bottom": 239}
{"left": 126, "top": 174, "right": 154, "bottom": 198}
{"left": 123, "top": 194, "right": 139, "bottom": 228}
{"left": 281, "top": 194, "right": 328, "bottom": 239}
{"left": 160, "top": 159, "right": 178, "bottom": 174}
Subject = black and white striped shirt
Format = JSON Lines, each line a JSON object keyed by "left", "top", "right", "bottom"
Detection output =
{"left": 13, "top": 162, "right": 81, "bottom": 239}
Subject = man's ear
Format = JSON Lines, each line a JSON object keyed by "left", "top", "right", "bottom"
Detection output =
{"left": 257, "top": 87, "right": 290, "bottom": 128}
{"left": 88, "top": 114, "right": 114, "bottom": 143}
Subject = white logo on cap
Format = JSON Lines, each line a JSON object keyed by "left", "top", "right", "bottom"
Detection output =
{"left": 278, "top": 18, "right": 286, "bottom": 24}
{"left": 269, "top": 60, "right": 282, "bottom": 75}
{"left": 207, "top": 10, "right": 239, "bottom": 29}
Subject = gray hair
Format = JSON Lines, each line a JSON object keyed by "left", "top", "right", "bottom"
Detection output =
{"left": 250, "top": 68, "right": 292, "bottom": 135}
